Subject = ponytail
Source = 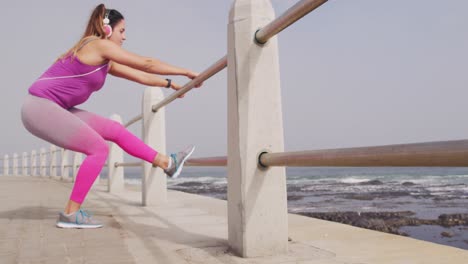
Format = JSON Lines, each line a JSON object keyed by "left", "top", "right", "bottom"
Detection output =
{"left": 59, "top": 3, "right": 124, "bottom": 60}
{"left": 83, "top": 3, "right": 108, "bottom": 39}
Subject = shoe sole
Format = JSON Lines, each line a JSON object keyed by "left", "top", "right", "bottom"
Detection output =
{"left": 171, "top": 146, "right": 195, "bottom": 179}
{"left": 56, "top": 222, "right": 103, "bottom": 229}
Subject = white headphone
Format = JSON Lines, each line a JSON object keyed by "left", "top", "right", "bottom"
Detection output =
{"left": 103, "top": 10, "right": 112, "bottom": 38}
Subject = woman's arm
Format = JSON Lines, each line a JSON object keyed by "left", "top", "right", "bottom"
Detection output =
{"left": 96, "top": 39, "right": 193, "bottom": 77}
{"left": 108, "top": 61, "right": 183, "bottom": 90}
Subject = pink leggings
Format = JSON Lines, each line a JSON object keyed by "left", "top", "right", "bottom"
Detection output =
{"left": 21, "top": 95, "right": 158, "bottom": 204}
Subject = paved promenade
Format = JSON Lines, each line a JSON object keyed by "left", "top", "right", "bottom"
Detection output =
{"left": 0, "top": 176, "right": 466, "bottom": 264}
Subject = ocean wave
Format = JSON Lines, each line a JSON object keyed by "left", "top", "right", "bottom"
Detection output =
{"left": 339, "top": 177, "right": 372, "bottom": 184}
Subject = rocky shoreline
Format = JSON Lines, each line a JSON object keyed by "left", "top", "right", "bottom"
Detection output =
{"left": 168, "top": 179, "right": 468, "bottom": 249}
{"left": 296, "top": 211, "right": 468, "bottom": 239}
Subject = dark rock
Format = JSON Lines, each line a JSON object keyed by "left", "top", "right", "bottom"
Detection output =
{"left": 438, "top": 214, "right": 468, "bottom": 227}
{"left": 342, "top": 194, "right": 375, "bottom": 200}
{"left": 439, "top": 214, "right": 468, "bottom": 227}
{"left": 174, "top": 181, "right": 205, "bottom": 187}
{"left": 441, "top": 231, "right": 453, "bottom": 238}
{"left": 287, "top": 195, "right": 304, "bottom": 201}
{"left": 358, "top": 180, "right": 384, "bottom": 185}
{"left": 168, "top": 184, "right": 227, "bottom": 196}
{"left": 381, "top": 191, "right": 412, "bottom": 198}
{"left": 297, "top": 211, "right": 418, "bottom": 235}
{"left": 433, "top": 196, "right": 457, "bottom": 201}
{"left": 402, "top": 182, "right": 416, "bottom": 186}
{"left": 295, "top": 211, "right": 468, "bottom": 238}
{"left": 413, "top": 194, "right": 434, "bottom": 199}
{"left": 287, "top": 185, "right": 304, "bottom": 192}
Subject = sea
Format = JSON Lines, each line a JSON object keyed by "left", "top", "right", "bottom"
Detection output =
{"left": 122, "top": 166, "right": 468, "bottom": 250}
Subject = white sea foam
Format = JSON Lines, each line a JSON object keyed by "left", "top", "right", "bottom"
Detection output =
{"left": 339, "top": 178, "right": 372, "bottom": 184}
{"left": 361, "top": 207, "right": 377, "bottom": 211}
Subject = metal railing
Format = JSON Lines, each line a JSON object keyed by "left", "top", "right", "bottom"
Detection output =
{"left": 115, "top": 161, "right": 143, "bottom": 168}
{"left": 151, "top": 56, "right": 227, "bottom": 112}
{"left": 124, "top": 56, "right": 227, "bottom": 127}
{"left": 186, "top": 156, "right": 227, "bottom": 167}
{"left": 255, "top": 0, "right": 327, "bottom": 44}
{"left": 258, "top": 140, "right": 468, "bottom": 167}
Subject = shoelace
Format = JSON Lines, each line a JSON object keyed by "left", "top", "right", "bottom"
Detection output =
{"left": 75, "top": 209, "right": 92, "bottom": 224}
{"left": 170, "top": 153, "right": 178, "bottom": 170}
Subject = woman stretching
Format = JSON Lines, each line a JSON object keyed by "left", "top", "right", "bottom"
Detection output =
{"left": 21, "top": 4, "right": 197, "bottom": 229}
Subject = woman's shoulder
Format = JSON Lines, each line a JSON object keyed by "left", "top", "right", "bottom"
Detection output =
{"left": 77, "top": 37, "right": 118, "bottom": 55}
{"left": 79, "top": 36, "right": 104, "bottom": 48}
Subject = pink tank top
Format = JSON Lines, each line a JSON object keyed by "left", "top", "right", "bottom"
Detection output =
{"left": 29, "top": 40, "right": 109, "bottom": 109}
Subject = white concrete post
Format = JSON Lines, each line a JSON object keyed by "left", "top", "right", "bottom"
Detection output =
{"left": 49, "top": 145, "right": 57, "bottom": 178}
{"left": 107, "top": 114, "right": 125, "bottom": 193}
{"left": 39, "top": 148, "right": 46, "bottom": 177}
{"left": 227, "top": 0, "right": 288, "bottom": 257}
{"left": 61, "top": 149, "right": 70, "bottom": 181}
{"left": 3, "top": 155, "right": 9, "bottom": 176}
{"left": 72, "top": 152, "right": 82, "bottom": 182}
{"left": 142, "top": 87, "right": 166, "bottom": 206}
{"left": 22, "top": 152, "right": 28, "bottom": 176}
{"left": 13, "top": 153, "right": 18, "bottom": 176}
{"left": 31, "top": 150, "right": 37, "bottom": 176}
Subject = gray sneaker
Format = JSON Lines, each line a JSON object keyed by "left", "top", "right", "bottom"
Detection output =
{"left": 164, "top": 145, "right": 195, "bottom": 178}
{"left": 56, "top": 209, "right": 103, "bottom": 229}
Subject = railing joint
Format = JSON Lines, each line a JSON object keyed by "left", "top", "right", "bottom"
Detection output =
{"left": 257, "top": 151, "right": 270, "bottom": 169}
{"left": 254, "top": 29, "right": 267, "bottom": 45}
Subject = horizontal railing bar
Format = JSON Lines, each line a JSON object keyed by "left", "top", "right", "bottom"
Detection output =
{"left": 186, "top": 156, "right": 227, "bottom": 167}
{"left": 255, "top": 0, "right": 328, "bottom": 44}
{"left": 115, "top": 162, "right": 143, "bottom": 168}
{"left": 124, "top": 114, "right": 143, "bottom": 128}
{"left": 259, "top": 140, "right": 468, "bottom": 167}
{"left": 152, "top": 56, "right": 228, "bottom": 112}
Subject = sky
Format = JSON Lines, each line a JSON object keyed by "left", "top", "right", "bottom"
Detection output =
{"left": 1, "top": 0, "right": 468, "bottom": 161}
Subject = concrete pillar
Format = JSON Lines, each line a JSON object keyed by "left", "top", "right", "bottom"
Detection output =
{"left": 227, "top": 0, "right": 288, "bottom": 257}
{"left": 22, "top": 152, "right": 28, "bottom": 176}
{"left": 3, "top": 155, "right": 9, "bottom": 176}
{"left": 61, "top": 149, "right": 70, "bottom": 181}
{"left": 13, "top": 153, "right": 18, "bottom": 176}
{"left": 108, "top": 114, "right": 125, "bottom": 193}
{"left": 50, "top": 145, "right": 57, "bottom": 178}
{"left": 142, "top": 87, "right": 166, "bottom": 206}
{"left": 72, "top": 152, "right": 82, "bottom": 182}
{"left": 31, "top": 150, "right": 37, "bottom": 176}
{"left": 39, "top": 148, "right": 46, "bottom": 177}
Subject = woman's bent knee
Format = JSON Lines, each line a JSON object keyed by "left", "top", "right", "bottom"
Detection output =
{"left": 87, "top": 140, "right": 109, "bottom": 160}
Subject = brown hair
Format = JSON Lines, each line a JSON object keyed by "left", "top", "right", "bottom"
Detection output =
{"left": 59, "top": 4, "right": 124, "bottom": 59}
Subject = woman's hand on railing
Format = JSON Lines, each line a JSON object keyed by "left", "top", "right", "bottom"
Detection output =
{"left": 186, "top": 70, "right": 203, "bottom": 88}
{"left": 169, "top": 82, "right": 185, "bottom": 98}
